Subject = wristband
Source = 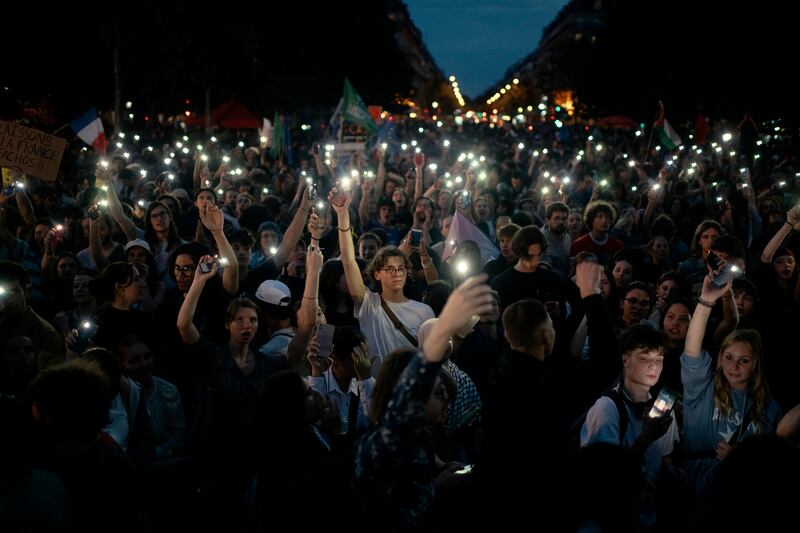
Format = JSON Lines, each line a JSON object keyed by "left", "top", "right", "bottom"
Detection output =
{"left": 338, "top": 226, "right": 351, "bottom": 232}
{"left": 698, "top": 298, "right": 715, "bottom": 308}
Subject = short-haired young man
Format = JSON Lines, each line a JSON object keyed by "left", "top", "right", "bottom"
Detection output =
{"left": 483, "top": 223, "right": 520, "bottom": 281}
{"left": 490, "top": 225, "right": 566, "bottom": 313}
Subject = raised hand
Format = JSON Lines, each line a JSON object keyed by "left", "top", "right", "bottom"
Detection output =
{"left": 199, "top": 204, "right": 224, "bottom": 233}
{"left": 700, "top": 272, "right": 732, "bottom": 304}
{"left": 306, "top": 334, "right": 331, "bottom": 377}
{"left": 437, "top": 274, "right": 495, "bottom": 337}
{"left": 575, "top": 261, "right": 602, "bottom": 298}
{"left": 787, "top": 206, "right": 800, "bottom": 229}
{"left": 194, "top": 254, "right": 217, "bottom": 283}
{"left": 306, "top": 241, "right": 323, "bottom": 273}
{"left": 307, "top": 212, "right": 326, "bottom": 242}
{"left": 327, "top": 187, "right": 352, "bottom": 215}
{"left": 352, "top": 341, "right": 372, "bottom": 381}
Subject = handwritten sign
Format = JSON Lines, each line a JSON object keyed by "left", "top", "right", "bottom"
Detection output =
{"left": 0, "top": 120, "right": 66, "bottom": 182}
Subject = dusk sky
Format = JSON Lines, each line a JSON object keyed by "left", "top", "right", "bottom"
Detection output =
{"left": 405, "top": 0, "right": 570, "bottom": 98}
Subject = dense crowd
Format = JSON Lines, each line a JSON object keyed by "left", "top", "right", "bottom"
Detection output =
{"left": 1, "top": 109, "right": 800, "bottom": 531}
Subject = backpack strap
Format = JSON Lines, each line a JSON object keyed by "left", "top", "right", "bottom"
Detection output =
{"left": 380, "top": 296, "right": 419, "bottom": 347}
{"left": 605, "top": 388, "right": 628, "bottom": 446}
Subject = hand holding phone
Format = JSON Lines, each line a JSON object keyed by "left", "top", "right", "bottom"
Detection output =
{"left": 410, "top": 229, "right": 423, "bottom": 247}
{"left": 199, "top": 255, "right": 228, "bottom": 274}
{"left": 648, "top": 387, "right": 677, "bottom": 418}
{"left": 711, "top": 262, "right": 743, "bottom": 289}
{"left": 315, "top": 323, "right": 335, "bottom": 359}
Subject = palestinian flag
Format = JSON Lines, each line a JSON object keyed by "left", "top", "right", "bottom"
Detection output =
{"left": 654, "top": 101, "right": 682, "bottom": 149}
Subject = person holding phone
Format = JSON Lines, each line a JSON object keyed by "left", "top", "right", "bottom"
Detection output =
{"left": 680, "top": 272, "right": 781, "bottom": 500}
{"left": 307, "top": 325, "right": 375, "bottom": 437}
{"left": 580, "top": 325, "right": 679, "bottom": 529}
{"left": 580, "top": 326, "right": 679, "bottom": 482}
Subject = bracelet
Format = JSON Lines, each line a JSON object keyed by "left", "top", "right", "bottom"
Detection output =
{"left": 303, "top": 296, "right": 318, "bottom": 300}
{"left": 698, "top": 298, "right": 715, "bottom": 308}
{"left": 338, "top": 226, "right": 351, "bottom": 232}
{"left": 785, "top": 222, "right": 796, "bottom": 231}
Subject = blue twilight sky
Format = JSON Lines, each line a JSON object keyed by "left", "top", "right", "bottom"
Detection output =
{"left": 405, "top": 0, "right": 570, "bottom": 99}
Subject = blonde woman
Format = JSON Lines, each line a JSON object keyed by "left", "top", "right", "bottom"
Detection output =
{"left": 681, "top": 272, "right": 781, "bottom": 499}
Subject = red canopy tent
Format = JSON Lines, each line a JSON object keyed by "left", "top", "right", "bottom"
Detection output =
{"left": 184, "top": 98, "right": 260, "bottom": 129}
{"left": 596, "top": 115, "right": 638, "bottom": 130}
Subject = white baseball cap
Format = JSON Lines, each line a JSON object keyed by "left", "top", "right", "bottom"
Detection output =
{"left": 255, "top": 279, "right": 291, "bottom": 307}
{"left": 124, "top": 239, "right": 151, "bottom": 254}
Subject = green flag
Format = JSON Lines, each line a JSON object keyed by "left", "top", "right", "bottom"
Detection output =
{"left": 342, "top": 78, "right": 377, "bottom": 134}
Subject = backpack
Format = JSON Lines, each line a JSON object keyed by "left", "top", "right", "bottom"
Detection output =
{"left": 570, "top": 387, "right": 628, "bottom": 451}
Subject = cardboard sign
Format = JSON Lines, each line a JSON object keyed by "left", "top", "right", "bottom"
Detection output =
{"left": 0, "top": 120, "right": 66, "bottom": 181}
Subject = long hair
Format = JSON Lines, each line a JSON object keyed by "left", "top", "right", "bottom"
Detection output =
{"left": 690, "top": 220, "right": 723, "bottom": 257}
{"left": 714, "top": 329, "right": 772, "bottom": 428}
{"left": 144, "top": 201, "right": 181, "bottom": 254}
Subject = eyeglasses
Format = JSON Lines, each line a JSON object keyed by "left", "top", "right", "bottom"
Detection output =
{"left": 382, "top": 266, "right": 407, "bottom": 276}
{"left": 173, "top": 265, "right": 195, "bottom": 276}
{"left": 624, "top": 297, "right": 652, "bottom": 308}
{"left": 150, "top": 211, "right": 169, "bottom": 220}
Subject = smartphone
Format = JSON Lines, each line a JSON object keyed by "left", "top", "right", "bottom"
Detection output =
{"left": 73, "top": 320, "right": 98, "bottom": 353}
{"left": 711, "top": 262, "right": 744, "bottom": 289}
{"left": 410, "top": 229, "right": 423, "bottom": 247}
{"left": 316, "top": 323, "right": 335, "bottom": 359}
{"left": 454, "top": 464, "right": 473, "bottom": 475}
{"left": 648, "top": 387, "right": 677, "bottom": 418}
{"left": 458, "top": 190, "right": 471, "bottom": 209}
{"left": 199, "top": 256, "right": 228, "bottom": 274}
{"left": 307, "top": 183, "right": 317, "bottom": 202}
{"left": 88, "top": 204, "right": 101, "bottom": 220}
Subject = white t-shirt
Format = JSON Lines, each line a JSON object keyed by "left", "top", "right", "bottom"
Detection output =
{"left": 356, "top": 290, "right": 434, "bottom": 366}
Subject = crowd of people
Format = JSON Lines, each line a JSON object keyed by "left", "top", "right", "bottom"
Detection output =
{"left": 1, "top": 108, "right": 800, "bottom": 531}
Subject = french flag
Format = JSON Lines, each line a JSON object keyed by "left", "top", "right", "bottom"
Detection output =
{"left": 70, "top": 108, "right": 107, "bottom": 154}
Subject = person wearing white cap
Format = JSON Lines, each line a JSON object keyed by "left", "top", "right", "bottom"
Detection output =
{"left": 254, "top": 279, "right": 295, "bottom": 358}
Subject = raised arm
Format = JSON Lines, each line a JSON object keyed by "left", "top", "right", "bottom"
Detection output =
{"left": 8, "top": 169, "right": 36, "bottom": 226}
{"left": 413, "top": 152, "right": 425, "bottom": 202}
{"left": 199, "top": 204, "right": 238, "bottom": 295}
{"left": 287, "top": 235, "right": 324, "bottom": 372}
{"left": 761, "top": 207, "right": 800, "bottom": 263}
{"left": 97, "top": 164, "right": 137, "bottom": 242}
{"left": 712, "top": 287, "right": 739, "bottom": 347}
{"left": 176, "top": 257, "right": 216, "bottom": 345}
{"left": 88, "top": 217, "right": 109, "bottom": 271}
{"left": 374, "top": 149, "right": 386, "bottom": 202}
{"left": 686, "top": 274, "right": 732, "bottom": 358}
{"left": 329, "top": 188, "right": 366, "bottom": 305}
{"left": 358, "top": 179, "right": 373, "bottom": 229}
{"left": 424, "top": 274, "right": 494, "bottom": 362}
{"left": 273, "top": 185, "right": 310, "bottom": 271}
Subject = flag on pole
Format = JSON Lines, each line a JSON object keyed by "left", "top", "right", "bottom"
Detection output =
{"left": 441, "top": 211, "right": 499, "bottom": 266}
{"left": 342, "top": 78, "right": 377, "bottom": 134}
{"left": 654, "top": 101, "right": 682, "bottom": 150}
{"left": 69, "top": 108, "right": 106, "bottom": 154}
{"left": 270, "top": 111, "right": 284, "bottom": 159}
